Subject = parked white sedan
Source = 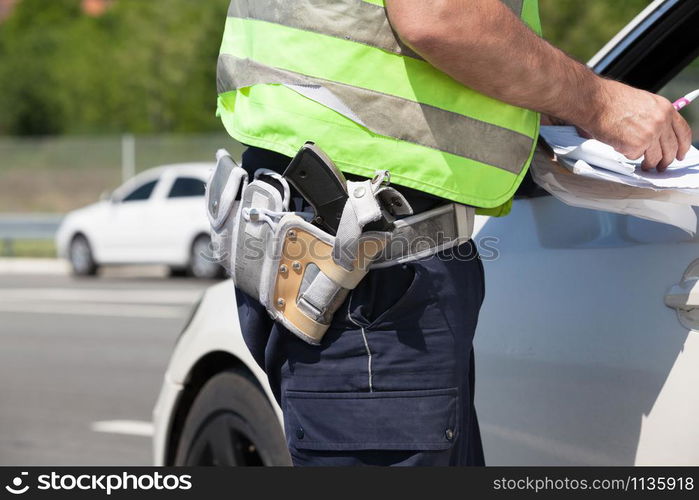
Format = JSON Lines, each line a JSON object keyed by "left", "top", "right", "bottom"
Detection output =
{"left": 56, "top": 163, "right": 223, "bottom": 279}
{"left": 154, "top": 0, "right": 699, "bottom": 465}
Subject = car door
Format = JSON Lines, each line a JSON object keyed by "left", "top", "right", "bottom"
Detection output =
{"left": 98, "top": 175, "right": 162, "bottom": 263}
{"left": 152, "top": 172, "right": 209, "bottom": 265}
{"left": 474, "top": 0, "right": 699, "bottom": 465}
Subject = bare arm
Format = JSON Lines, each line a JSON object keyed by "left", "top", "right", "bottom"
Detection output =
{"left": 386, "top": 0, "right": 692, "bottom": 171}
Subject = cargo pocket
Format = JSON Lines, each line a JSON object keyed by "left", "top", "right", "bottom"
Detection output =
{"left": 283, "top": 387, "right": 458, "bottom": 451}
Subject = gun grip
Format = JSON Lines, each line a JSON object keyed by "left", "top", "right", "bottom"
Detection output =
{"left": 283, "top": 143, "right": 349, "bottom": 235}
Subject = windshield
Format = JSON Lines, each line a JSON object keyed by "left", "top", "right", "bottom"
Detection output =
{"left": 660, "top": 59, "right": 699, "bottom": 143}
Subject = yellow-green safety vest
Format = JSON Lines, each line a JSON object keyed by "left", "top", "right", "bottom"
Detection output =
{"left": 217, "top": 0, "right": 542, "bottom": 216}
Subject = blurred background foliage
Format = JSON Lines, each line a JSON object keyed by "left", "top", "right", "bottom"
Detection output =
{"left": 540, "top": 0, "right": 653, "bottom": 62}
{"left": 0, "top": 0, "right": 230, "bottom": 136}
{"left": 0, "top": 0, "right": 654, "bottom": 137}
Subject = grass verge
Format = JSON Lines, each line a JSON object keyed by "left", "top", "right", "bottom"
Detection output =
{"left": 1, "top": 239, "right": 57, "bottom": 258}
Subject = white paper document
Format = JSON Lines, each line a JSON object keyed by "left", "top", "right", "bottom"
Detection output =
{"left": 530, "top": 152, "right": 699, "bottom": 234}
{"left": 535, "top": 126, "right": 699, "bottom": 234}
{"left": 558, "top": 157, "right": 699, "bottom": 190}
{"left": 540, "top": 125, "right": 699, "bottom": 182}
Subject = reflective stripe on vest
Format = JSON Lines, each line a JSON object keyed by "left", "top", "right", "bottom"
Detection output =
{"left": 217, "top": 0, "right": 541, "bottom": 211}
{"left": 227, "top": 0, "right": 524, "bottom": 60}
{"left": 218, "top": 55, "right": 533, "bottom": 175}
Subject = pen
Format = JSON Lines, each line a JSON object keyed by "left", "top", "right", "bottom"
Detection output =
{"left": 673, "top": 89, "right": 699, "bottom": 111}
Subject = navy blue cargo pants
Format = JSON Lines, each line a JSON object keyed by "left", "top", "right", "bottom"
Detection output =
{"left": 236, "top": 240, "right": 486, "bottom": 466}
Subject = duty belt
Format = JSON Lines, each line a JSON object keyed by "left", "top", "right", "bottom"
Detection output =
{"left": 206, "top": 146, "right": 474, "bottom": 345}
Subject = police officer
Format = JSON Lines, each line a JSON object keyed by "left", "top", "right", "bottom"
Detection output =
{"left": 216, "top": 0, "right": 691, "bottom": 466}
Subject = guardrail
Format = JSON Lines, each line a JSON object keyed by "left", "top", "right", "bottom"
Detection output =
{"left": 0, "top": 214, "right": 63, "bottom": 257}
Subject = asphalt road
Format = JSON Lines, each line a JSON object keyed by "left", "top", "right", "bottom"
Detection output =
{"left": 0, "top": 267, "right": 216, "bottom": 465}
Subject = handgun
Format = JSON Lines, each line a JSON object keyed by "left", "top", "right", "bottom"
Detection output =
{"left": 283, "top": 142, "right": 349, "bottom": 235}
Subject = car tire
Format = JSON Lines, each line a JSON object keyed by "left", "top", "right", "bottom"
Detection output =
{"left": 69, "top": 234, "right": 98, "bottom": 276}
{"left": 187, "top": 234, "right": 223, "bottom": 280}
{"left": 174, "top": 369, "right": 291, "bottom": 466}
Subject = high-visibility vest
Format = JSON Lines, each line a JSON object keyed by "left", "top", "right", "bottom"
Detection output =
{"left": 217, "top": 0, "right": 541, "bottom": 216}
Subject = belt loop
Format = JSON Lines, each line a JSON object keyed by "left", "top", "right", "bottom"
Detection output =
{"left": 454, "top": 204, "right": 475, "bottom": 243}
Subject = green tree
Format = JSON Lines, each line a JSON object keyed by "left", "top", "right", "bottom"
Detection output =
{"left": 78, "top": 0, "right": 229, "bottom": 134}
{"left": 0, "top": 0, "right": 83, "bottom": 134}
{"left": 540, "top": 0, "right": 653, "bottom": 62}
{"left": 0, "top": 0, "right": 229, "bottom": 135}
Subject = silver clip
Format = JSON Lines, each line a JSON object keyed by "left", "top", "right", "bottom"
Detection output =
{"left": 371, "top": 170, "right": 391, "bottom": 188}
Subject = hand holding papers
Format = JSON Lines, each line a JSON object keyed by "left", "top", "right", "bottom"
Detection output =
{"left": 534, "top": 126, "right": 699, "bottom": 234}
{"left": 539, "top": 126, "right": 699, "bottom": 185}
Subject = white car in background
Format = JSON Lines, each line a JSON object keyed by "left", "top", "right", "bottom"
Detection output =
{"left": 154, "top": 0, "right": 699, "bottom": 465}
{"left": 56, "top": 163, "right": 223, "bottom": 279}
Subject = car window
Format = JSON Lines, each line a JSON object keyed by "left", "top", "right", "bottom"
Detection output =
{"left": 122, "top": 179, "right": 157, "bottom": 202}
{"left": 167, "top": 177, "right": 206, "bottom": 198}
{"left": 660, "top": 60, "right": 699, "bottom": 144}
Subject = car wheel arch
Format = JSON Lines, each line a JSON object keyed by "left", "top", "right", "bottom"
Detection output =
{"left": 69, "top": 231, "right": 96, "bottom": 253}
{"left": 190, "top": 232, "right": 211, "bottom": 252}
{"left": 70, "top": 230, "right": 89, "bottom": 245}
{"left": 188, "top": 232, "right": 224, "bottom": 279}
{"left": 164, "top": 351, "right": 268, "bottom": 466}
